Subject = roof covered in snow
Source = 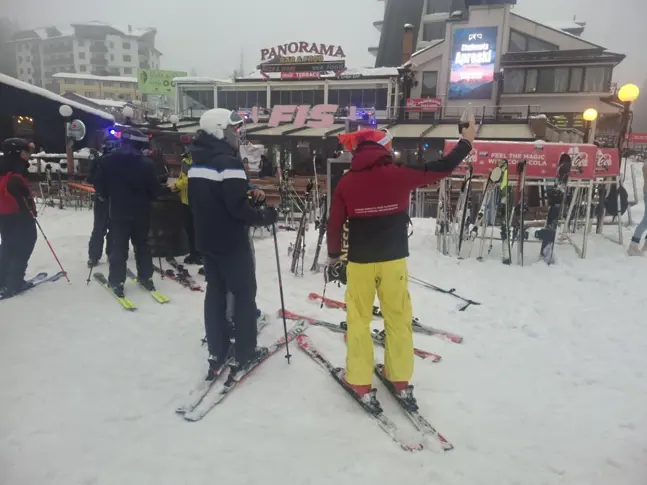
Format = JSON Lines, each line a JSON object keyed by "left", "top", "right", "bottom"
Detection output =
{"left": 78, "top": 96, "right": 130, "bottom": 108}
{"left": 544, "top": 20, "right": 587, "bottom": 31}
{"left": 12, "top": 22, "right": 156, "bottom": 42}
{"left": 52, "top": 73, "right": 138, "bottom": 83}
{"left": 0, "top": 73, "right": 114, "bottom": 122}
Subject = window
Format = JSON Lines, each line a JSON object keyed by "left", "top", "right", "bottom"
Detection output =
{"left": 120, "top": 82, "right": 131, "bottom": 88}
{"left": 18, "top": 56, "right": 22, "bottom": 63}
{"left": 78, "top": 40, "right": 85, "bottom": 47}
{"left": 503, "top": 69, "right": 525, "bottom": 94}
{"left": 525, "top": 69, "right": 538, "bottom": 93}
{"left": 123, "top": 67, "right": 132, "bottom": 74}
{"left": 109, "top": 42, "right": 114, "bottom": 48}
{"left": 80, "top": 65, "right": 87, "bottom": 72}
{"left": 123, "top": 54, "right": 132, "bottom": 62}
{"left": 421, "top": 71, "right": 438, "bottom": 97}
{"left": 508, "top": 31, "right": 527, "bottom": 52}
{"left": 508, "top": 30, "right": 558, "bottom": 53}
{"left": 27, "top": 68, "right": 31, "bottom": 74}
{"left": 110, "top": 55, "right": 114, "bottom": 61}
{"left": 553, "top": 68, "right": 569, "bottom": 93}
{"left": 426, "top": 0, "right": 452, "bottom": 14}
{"left": 376, "top": 88, "right": 388, "bottom": 110}
{"left": 19, "top": 68, "right": 23, "bottom": 74}
{"left": 537, "top": 69, "right": 555, "bottom": 93}
{"left": 123, "top": 42, "right": 131, "bottom": 49}
{"left": 569, "top": 67, "right": 584, "bottom": 92}
{"left": 85, "top": 80, "right": 94, "bottom": 85}
{"left": 85, "top": 91, "right": 93, "bottom": 97}
{"left": 79, "top": 52, "right": 86, "bottom": 60}
{"left": 583, "top": 66, "right": 611, "bottom": 92}
{"left": 423, "top": 22, "right": 446, "bottom": 41}
{"left": 104, "top": 92, "right": 114, "bottom": 99}
{"left": 104, "top": 82, "right": 114, "bottom": 88}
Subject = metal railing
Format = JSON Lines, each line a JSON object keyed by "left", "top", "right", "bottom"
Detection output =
{"left": 387, "top": 104, "right": 542, "bottom": 122}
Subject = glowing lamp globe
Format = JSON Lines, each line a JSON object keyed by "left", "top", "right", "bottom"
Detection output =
{"left": 618, "top": 84, "right": 640, "bottom": 103}
{"left": 59, "top": 104, "right": 73, "bottom": 117}
{"left": 169, "top": 114, "right": 180, "bottom": 125}
{"left": 583, "top": 108, "right": 598, "bottom": 122}
{"left": 122, "top": 106, "right": 134, "bottom": 118}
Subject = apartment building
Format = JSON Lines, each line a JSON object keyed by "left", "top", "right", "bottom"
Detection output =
{"left": 52, "top": 73, "right": 139, "bottom": 102}
{"left": 11, "top": 21, "right": 161, "bottom": 91}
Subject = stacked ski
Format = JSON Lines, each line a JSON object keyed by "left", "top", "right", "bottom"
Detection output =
{"left": 0, "top": 271, "right": 66, "bottom": 300}
{"left": 126, "top": 268, "right": 170, "bottom": 304}
{"left": 280, "top": 310, "right": 442, "bottom": 362}
{"left": 176, "top": 317, "right": 272, "bottom": 415}
{"left": 93, "top": 272, "right": 136, "bottom": 311}
{"left": 181, "top": 321, "right": 307, "bottom": 422}
{"left": 154, "top": 259, "right": 202, "bottom": 292}
{"left": 297, "top": 333, "right": 424, "bottom": 452}
{"left": 307, "top": 293, "right": 464, "bottom": 344}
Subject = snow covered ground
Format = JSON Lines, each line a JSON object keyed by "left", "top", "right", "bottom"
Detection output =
{"left": 2, "top": 170, "right": 647, "bottom": 485}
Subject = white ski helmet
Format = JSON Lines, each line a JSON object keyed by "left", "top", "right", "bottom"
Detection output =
{"left": 199, "top": 108, "right": 245, "bottom": 150}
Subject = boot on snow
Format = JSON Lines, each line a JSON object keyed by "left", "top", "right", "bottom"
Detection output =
{"left": 110, "top": 282, "right": 125, "bottom": 298}
{"left": 184, "top": 254, "right": 203, "bottom": 265}
{"left": 230, "top": 347, "right": 269, "bottom": 379}
{"left": 2, "top": 280, "right": 34, "bottom": 298}
{"left": 206, "top": 347, "right": 233, "bottom": 381}
{"left": 339, "top": 370, "right": 383, "bottom": 414}
{"left": 139, "top": 278, "right": 156, "bottom": 292}
{"left": 376, "top": 364, "right": 418, "bottom": 412}
{"left": 627, "top": 240, "right": 644, "bottom": 256}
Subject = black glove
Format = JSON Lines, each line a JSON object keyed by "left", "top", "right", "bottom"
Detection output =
{"left": 325, "top": 261, "right": 347, "bottom": 285}
{"left": 258, "top": 206, "right": 278, "bottom": 227}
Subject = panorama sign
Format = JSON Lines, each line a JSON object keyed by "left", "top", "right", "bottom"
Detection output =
{"left": 260, "top": 42, "right": 346, "bottom": 61}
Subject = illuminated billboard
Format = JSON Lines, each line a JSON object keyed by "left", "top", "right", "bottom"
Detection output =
{"left": 448, "top": 27, "right": 498, "bottom": 100}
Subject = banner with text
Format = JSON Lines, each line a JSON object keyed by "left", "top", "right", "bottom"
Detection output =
{"left": 138, "top": 69, "right": 187, "bottom": 95}
{"left": 443, "top": 140, "right": 597, "bottom": 180}
{"left": 406, "top": 98, "right": 442, "bottom": 112}
{"left": 449, "top": 27, "right": 498, "bottom": 100}
{"left": 595, "top": 148, "right": 620, "bottom": 176}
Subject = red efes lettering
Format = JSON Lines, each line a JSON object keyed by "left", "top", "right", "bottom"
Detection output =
{"left": 307, "top": 104, "right": 337, "bottom": 128}
{"left": 268, "top": 105, "right": 298, "bottom": 127}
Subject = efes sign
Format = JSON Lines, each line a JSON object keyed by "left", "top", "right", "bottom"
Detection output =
{"left": 261, "top": 42, "right": 346, "bottom": 61}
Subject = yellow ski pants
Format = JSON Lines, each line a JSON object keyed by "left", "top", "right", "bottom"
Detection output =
{"left": 344, "top": 258, "right": 413, "bottom": 386}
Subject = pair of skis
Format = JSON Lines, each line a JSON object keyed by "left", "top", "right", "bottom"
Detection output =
{"left": 93, "top": 268, "right": 170, "bottom": 311}
{"left": 280, "top": 310, "right": 442, "bottom": 362}
{"left": 154, "top": 258, "right": 202, "bottom": 292}
{"left": 308, "top": 293, "right": 464, "bottom": 344}
{"left": 177, "top": 321, "right": 307, "bottom": 422}
{"left": 0, "top": 271, "right": 67, "bottom": 301}
{"left": 297, "top": 333, "right": 453, "bottom": 452}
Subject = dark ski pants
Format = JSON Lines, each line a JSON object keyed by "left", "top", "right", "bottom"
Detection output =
{"left": 0, "top": 217, "right": 37, "bottom": 292}
{"left": 203, "top": 249, "right": 258, "bottom": 364}
{"left": 226, "top": 227, "right": 256, "bottom": 322}
{"left": 183, "top": 203, "right": 200, "bottom": 258}
{"left": 88, "top": 198, "right": 112, "bottom": 262}
{"left": 108, "top": 217, "right": 153, "bottom": 287}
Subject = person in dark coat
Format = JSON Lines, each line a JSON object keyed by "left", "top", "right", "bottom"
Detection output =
{"left": 188, "top": 108, "right": 277, "bottom": 380}
{"left": 86, "top": 141, "right": 114, "bottom": 267}
{"left": 0, "top": 138, "right": 38, "bottom": 297}
{"left": 93, "top": 126, "right": 160, "bottom": 297}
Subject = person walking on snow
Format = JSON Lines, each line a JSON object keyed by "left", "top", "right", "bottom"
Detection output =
{"left": 86, "top": 140, "right": 114, "bottom": 268}
{"left": 93, "top": 126, "right": 160, "bottom": 297}
{"left": 628, "top": 162, "right": 647, "bottom": 255}
{"left": 326, "top": 123, "right": 475, "bottom": 410}
{"left": 0, "top": 138, "right": 37, "bottom": 297}
{"left": 188, "top": 108, "right": 277, "bottom": 380}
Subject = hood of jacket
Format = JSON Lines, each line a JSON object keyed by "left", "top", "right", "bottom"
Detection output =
{"left": 350, "top": 142, "right": 394, "bottom": 172}
{"left": 190, "top": 132, "right": 238, "bottom": 167}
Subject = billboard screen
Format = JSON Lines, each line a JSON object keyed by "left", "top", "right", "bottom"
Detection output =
{"left": 138, "top": 69, "right": 187, "bottom": 95}
{"left": 449, "top": 27, "right": 498, "bottom": 100}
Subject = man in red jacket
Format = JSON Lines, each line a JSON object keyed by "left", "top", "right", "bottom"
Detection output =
{"left": 326, "top": 123, "right": 475, "bottom": 410}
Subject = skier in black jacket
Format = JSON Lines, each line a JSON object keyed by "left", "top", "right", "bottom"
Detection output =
{"left": 0, "top": 138, "right": 37, "bottom": 297}
{"left": 86, "top": 140, "right": 114, "bottom": 268}
{"left": 189, "top": 108, "right": 277, "bottom": 379}
{"left": 93, "top": 126, "right": 160, "bottom": 297}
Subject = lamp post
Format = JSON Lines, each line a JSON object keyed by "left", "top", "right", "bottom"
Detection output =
{"left": 58, "top": 104, "right": 74, "bottom": 176}
{"left": 617, "top": 83, "right": 640, "bottom": 156}
{"left": 122, "top": 106, "right": 134, "bottom": 125}
{"left": 169, "top": 114, "right": 179, "bottom": 131}
{"left": 582, "top": 108, "right": 598, "bottom": 143}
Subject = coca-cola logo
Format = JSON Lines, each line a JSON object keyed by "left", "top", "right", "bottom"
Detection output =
{"left": 567, "top": 147, "right": 588, "bottom": 172}
{"left": 596, "top": 150, "right": 612, "bottom": 172}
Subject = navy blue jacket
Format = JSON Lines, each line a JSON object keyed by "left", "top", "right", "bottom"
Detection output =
{"left": 188, "top": 134, "right": 275, "bottom": 256}
{"left": 94, "top": 146, "right": 160, "bottom": 220}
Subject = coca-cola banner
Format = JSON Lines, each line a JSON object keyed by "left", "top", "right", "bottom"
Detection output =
{"left": 443, "top": 140, "right": 597, "bottom": 180}
{"left": 595, "top": 148, "right": 620, "bottom": 176}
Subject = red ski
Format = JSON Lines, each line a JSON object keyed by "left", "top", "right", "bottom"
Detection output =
{"left": 280, "top": 310, "right": 441, "bottom": 362}
{"left": 307, "top": 293, "right": 463, "bottom": 344}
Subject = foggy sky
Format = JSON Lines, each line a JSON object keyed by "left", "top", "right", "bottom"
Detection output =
{"left": 3, "top": 0, "right": 644, "bottom": 84}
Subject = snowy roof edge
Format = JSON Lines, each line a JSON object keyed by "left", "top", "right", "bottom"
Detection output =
{"left": 0, "top": 73, "right": 115, "bottom": 122}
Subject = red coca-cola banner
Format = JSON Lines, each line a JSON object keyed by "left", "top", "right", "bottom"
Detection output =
{"left": 443, "top": 140, "right": 597, "bottom": 180}
{"left": 595, "top": 148, "right": 620, "bottom": 176}
{"left": 406, "top": 97, "right": 442, "bottom": 112}
{"left": 628, "top": 133, "right": 647, "bottom": 144}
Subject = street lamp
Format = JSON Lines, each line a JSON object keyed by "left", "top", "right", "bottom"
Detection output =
{"left": 59, "top": 104, "right": 74, "bottom": 179}
{"left": 583, "top": 108, "right": 598, "bottom": 143}
{"left": 618, "top": 83, "right": 640, "bottom": 103}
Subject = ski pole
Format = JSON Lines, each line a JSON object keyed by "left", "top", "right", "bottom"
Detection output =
{"left": 409, "top": 275, "right": 480, "bottom": 311}
{"left": 85, "top": 264, "right": 94, "bottom": 285}
{"left": 30, "top": 212, "right": 70, "bottom": 283}
{"left": 271, "top": 223, "right": 292, "bottom": 363}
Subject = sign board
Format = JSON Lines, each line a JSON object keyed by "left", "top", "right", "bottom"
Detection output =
{"left": 261, "top": 42, "right": 346, "bottom": 61}
{"left": 67, "top": 119, "right": 86, "bottom": 141}
{"left": 443, "top": 140, "right": 597, "bottom": 180}
{"left": 280, "top": 72, "right": 321, "bottom": 80}
{"left": 406, "top": 98, "right": 442, "bottom": 112}
{"left": 138, "top": 69, "right": 187, "bottom": 95}
{"left": 260, "top": 60, "right": 345, "bottom": 73}
{"left": 595, "top": 148, "right": 620, "bottom": 176}
{"left": 449, "top": 27, "right": 498, "bottom": 100}
{"left": 248, "top": 104, "right": 349, "bottom": 128}
{"left": 628, "top": 133, "right": 647, "bottom": 145}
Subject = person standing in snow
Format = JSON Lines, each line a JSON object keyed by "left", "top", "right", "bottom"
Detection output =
{"left": 93, "top": 126, "right": 160, "bottom": 297}
{"left": 188, "top": 108, "right": 277, "bottom": 380}
{"left": 628, "top": 162, "right": 647, "bottom": 255}
{"left": 325, "top": 123, "right": 475, "bottom": 410}
{"left": 0, "top": 138, "right": 38, "bottom": 297}
{"left": 86, "top": 141, "right": 114, "bottom": 268}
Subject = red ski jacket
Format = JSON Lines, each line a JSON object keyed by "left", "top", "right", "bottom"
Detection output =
{"left": 327, "top": 139, "right": 472, "bottom": 264}
{"left": 0, "top": 172, "right": 34, "bottom": 215}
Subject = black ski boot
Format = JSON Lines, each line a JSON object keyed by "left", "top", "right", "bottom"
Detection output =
{"left": 230, "top": 347, "right": 269, "bottom": 379}
{"left": 184, "top": 254, "right": 203, "bottom": 265}
{"left": 2, "top": 280, "right": 34, "bottom": 298}
{"left": 139, "top": 278, "right": 156, "bottom": 292}
{"left": 206, "top": 348, "right": 233, "bottom": 381}
{"left": 110, "top": 282, "right": 125, "bottom": 298}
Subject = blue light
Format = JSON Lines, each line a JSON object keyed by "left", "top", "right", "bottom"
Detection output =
{"left": 109, "top": 129, "right": 116, "bottom": 135}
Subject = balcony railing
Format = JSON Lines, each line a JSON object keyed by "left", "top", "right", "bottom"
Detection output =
{"left": 90, "top": 55, "right": 108, "bottom": 66}
{"left": 387, "top": 104, "right": 542, "bottom": 123}
{"left": 90, "top": 42, "right": 108, "bottom": 53}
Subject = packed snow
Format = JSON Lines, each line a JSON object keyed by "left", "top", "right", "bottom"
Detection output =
{"left": 1, "top": 168, "right": 647, "bottom": 484}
